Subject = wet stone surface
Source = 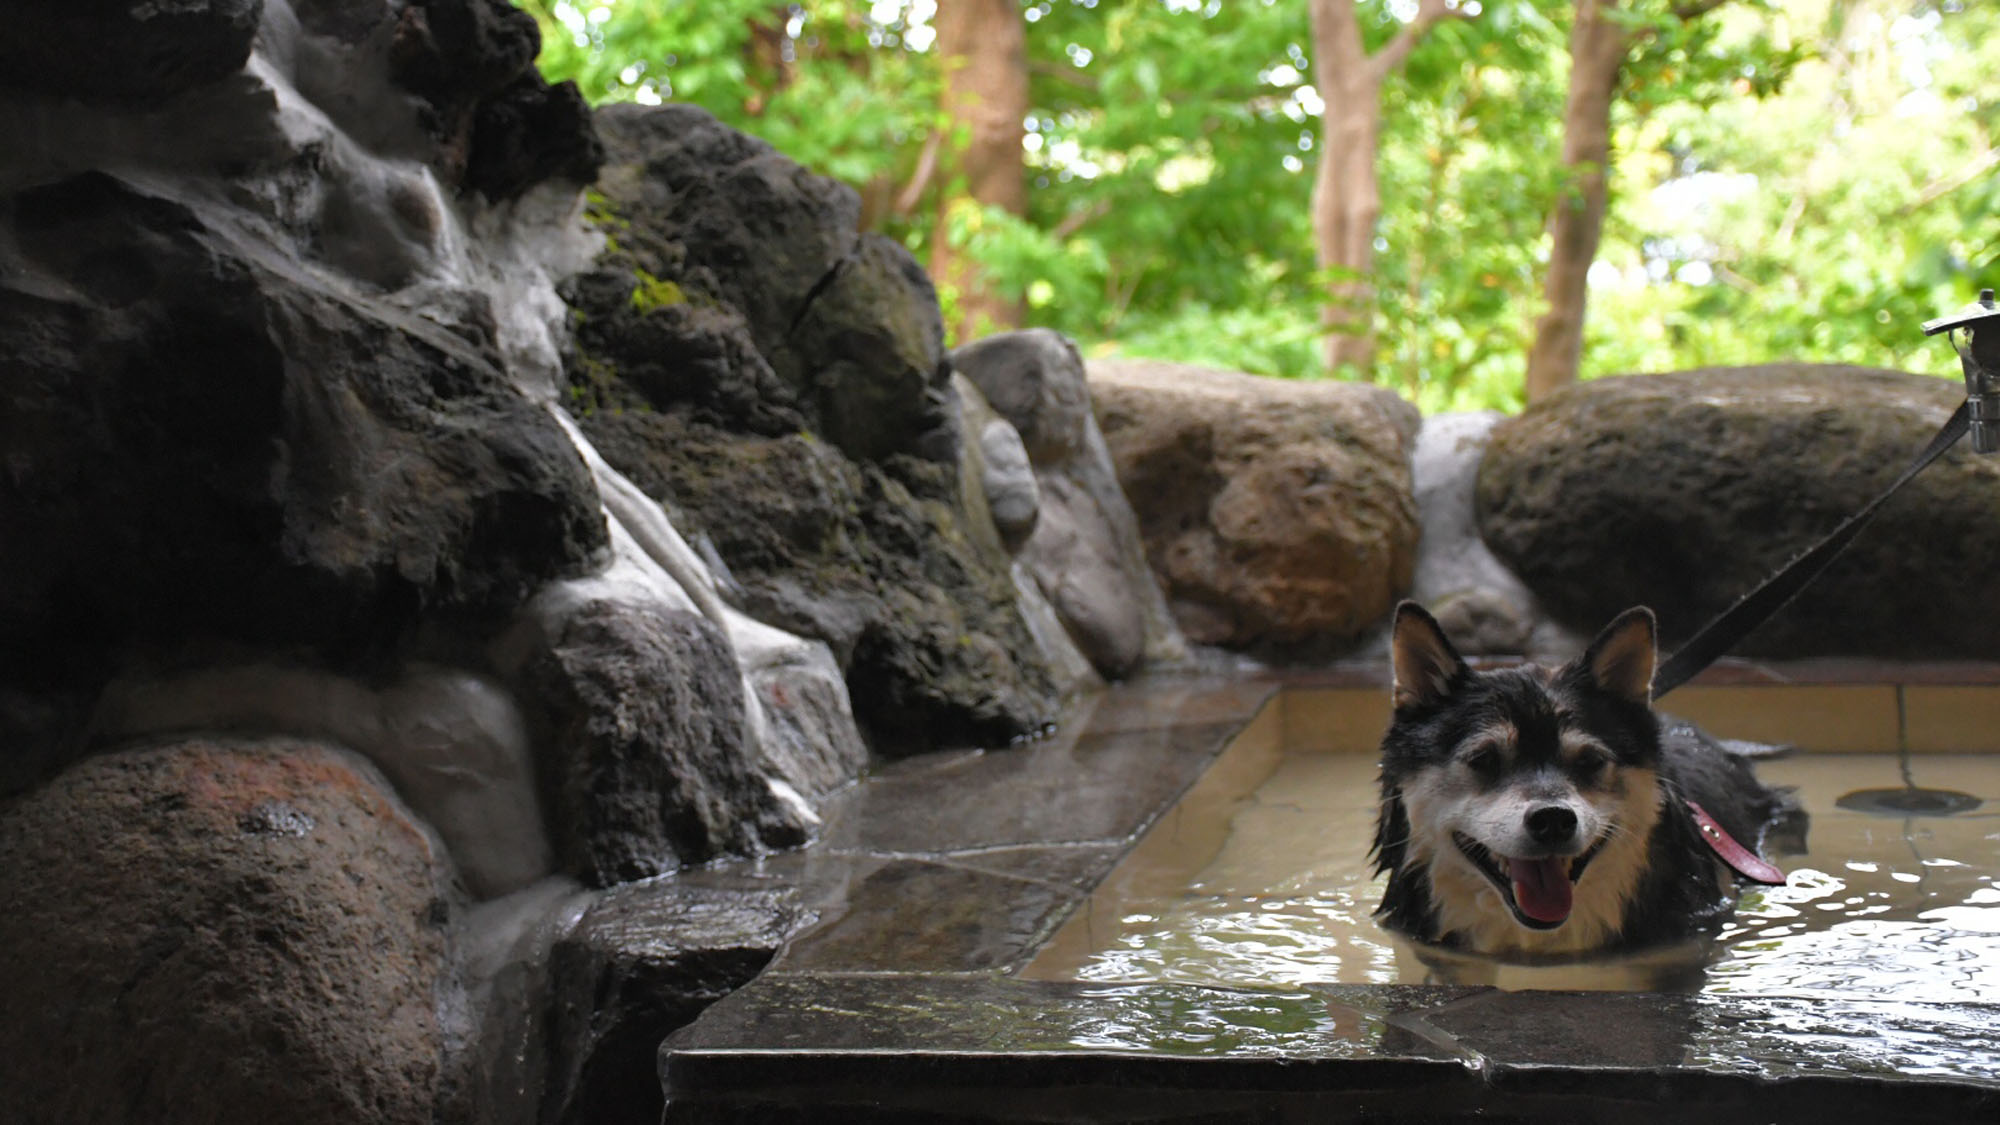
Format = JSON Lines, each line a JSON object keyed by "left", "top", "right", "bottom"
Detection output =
{"left": 662, "top": 976, "right": 2000, "bottom": 1123}
{"left": 809, "top": 719, "right": 1242, "bottom": 856}
{"left": 542, "top": 677, "right": 1271, "bottom": 1115}
{"left": 662, "top": 679, "right": 1274, "bottom": 978}
{"left": 544, "top": 882, "right": 809, "bottom": 1125}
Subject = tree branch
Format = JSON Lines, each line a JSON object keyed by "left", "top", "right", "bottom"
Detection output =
{"left": 1050, "top": 199, "right": 1112, "bottom": 242}
{"left": 1671, "top": 0, "right": 1735, "bottom": 20}
{"left": 1369, "top": 0, "right": 1473, "bottom": 82}
{"left": 892, "top": 129, "right": 945, "bottom": 218}
{"left": 1898, "top": 147, "right": 2000, "bottom": 216}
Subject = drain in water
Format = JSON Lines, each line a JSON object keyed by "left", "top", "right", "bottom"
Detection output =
{"left": 1836, "top": 747, "right": 1983, "bottom": 817}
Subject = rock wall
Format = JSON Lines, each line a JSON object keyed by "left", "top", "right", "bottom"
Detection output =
{"left": 0, "top": 2, "right": 1076, "bottom": 1120}
{"left": 557, "top": 103, "right": 1068, "bottom": 754}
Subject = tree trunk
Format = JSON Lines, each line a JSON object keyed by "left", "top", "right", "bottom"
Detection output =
{"left": 1525, "top": 0, "right": 1631, "bottom": 401}
{"left": 1308, "top": 0, "right": 1383, "bottom": 374}
{"left": 1307, "top": 0, "right": 1465, "bottom": 377}
{"left": 741, "top": 7, "right": 795, "bottom": 116}
{"left": 932, "top": 0, "right": 1028, "bottom": 344}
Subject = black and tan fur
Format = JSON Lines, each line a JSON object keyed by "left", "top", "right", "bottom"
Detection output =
{"left": 1372, "top": 603, "right": 1795, "bottom": 958}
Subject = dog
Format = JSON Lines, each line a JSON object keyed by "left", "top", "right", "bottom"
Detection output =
{"left": 1372, "top": 602, "right": 1798, "bottom": 959}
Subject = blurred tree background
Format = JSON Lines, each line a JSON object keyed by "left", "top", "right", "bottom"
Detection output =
{"left": 519, "top": 0, "right": 1997, "bottom": 412}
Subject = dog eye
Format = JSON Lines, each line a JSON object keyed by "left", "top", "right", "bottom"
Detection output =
{"left": 1573, "top": 748, "right": 1612, "bottom": 777}
{"left": 1464, "top": 744, "right": 1502, "bottom": 776}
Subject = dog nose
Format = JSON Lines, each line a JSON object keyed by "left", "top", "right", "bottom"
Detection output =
{"left": 1525, "top": 805, "right": 1578, "bottom": 846}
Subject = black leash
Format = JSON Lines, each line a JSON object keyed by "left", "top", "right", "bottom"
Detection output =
{"left": 1652, "top": 400, "right": 1971, "bottom": 698}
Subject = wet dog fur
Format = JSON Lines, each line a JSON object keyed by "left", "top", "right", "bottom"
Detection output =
{"left": 1372, "top": 603, "right": 1794, "bottom": 958}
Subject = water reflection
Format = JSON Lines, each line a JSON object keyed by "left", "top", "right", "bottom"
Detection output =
{"left": 1031, "top": 744, "right": 2000, "bottom": 1001}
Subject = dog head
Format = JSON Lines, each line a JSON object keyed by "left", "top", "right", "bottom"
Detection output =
{"left": 1374, "top": 603, "right": 1665, "bottom": 949}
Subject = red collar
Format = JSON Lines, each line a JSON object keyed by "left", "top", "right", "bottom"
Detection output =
{"left": 1686, "top": 799, "right": 1787, "bottom": 885}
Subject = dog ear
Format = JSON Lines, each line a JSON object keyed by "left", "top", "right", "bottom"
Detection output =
{"left": 1391, "top": 602, "right": 1467, "bottom": 710}
{"left": 1582, "top": 606, "right": 1656, "bottom": 704}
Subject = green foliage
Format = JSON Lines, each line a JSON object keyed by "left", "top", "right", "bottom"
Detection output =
{"left": 1585, "top": 0, "right": 2000, "bottom": 379}
{"left": 526, "top": 0, "right": 2000, "bottom": 411}
{"left": 523, "top": 0, "right": 943, "bottom": 187}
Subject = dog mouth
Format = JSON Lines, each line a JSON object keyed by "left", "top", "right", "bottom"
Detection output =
{"left": 1452, "top": 832, "right": 1607, "bottom": 931}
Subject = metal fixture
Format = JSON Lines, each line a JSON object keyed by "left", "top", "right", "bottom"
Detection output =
{"left": 1836, "top": 739, "right": 1982, "bottom": 819}
{"left": 1923, "top": 287, "right": 2000, "bottom": 453}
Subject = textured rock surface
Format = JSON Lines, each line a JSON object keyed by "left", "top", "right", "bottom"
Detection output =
{"left": 953, "top": 375, "right": 1101, "bottom": 697}
{"left": 578, "top": 103, "right": 955, "bottom": 462}
{"left": 1400, "top": 413, "right": 1577, "bottom": 658}
{"left": 1478, "top": 366, "right": 2000, "bottom": 657}
{"left": 1089, "top": 358, "right": 1422, "bottom": 655}
{"left": 0, "top": 171, "right": 606, "bottom": 775}
{"left": 582, "top": 411, "right": 1060, "bottom": 753}
{"left": 0, "top": 739, "right": 458, "bottom": 1124}
{"left": 4, "top": 0, "right": 266, "bottom": 104}
{"left": 955, "top": 331, "right": 1188, "bottom": 678}
{"left": 517, "top": 600, "right": 804, "bottom": 887}
{"left": 974, "top": 408, "right": 1042, "bottom": 551}
{"left": 542, "top": 880, "right": 808, "bottom": 1125}
{"left": 561, "top": 104, "right": 1062, "bottom": 752}
{"left": 388, "top": 0, "right": 605, "bottom": 200}
{"left": 88, "top": 663, "right": 554, "bottom": 900}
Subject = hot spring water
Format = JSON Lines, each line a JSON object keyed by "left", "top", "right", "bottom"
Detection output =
{"left": 1025, "top": 701, "right": 1999, "bottom": 1002}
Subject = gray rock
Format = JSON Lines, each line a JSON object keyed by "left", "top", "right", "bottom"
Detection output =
{"left": 591, "top": 102, "right": 859, "bottom": 378}
{"left": 1478, "top": 366, "right": 2000, "bottom": 658}
{"left": 585, "top": 104, "right": 956, "bottom": 464}
{"left": 564, "top": 106, "right": 1063, "bottom": 754}
{"left": 0, "top": 173, "right": 607, "bottom": 750}
{"left": 954, "top": 330, "right": 1188, "bottom": 679}
{"left": 1089, "top": 358, "right": 1422, "bottom": 657}
{"left": 793, "top": 232, "right": 957, "bottom": 464}
{"left": 383, "top": 0, "right": 604, "bottom": 200}
{"left": 729, "top": 613, "right": 872, "bottom": 806}
{"left": 956, "top": 328, "right": 1094, "bottom": 463}
{"left": 1402, "top": 413, "right": 1577, "bottom": 658}
{"left": 582, "top": 412, "right": 1061, "bottom": 753}
{"left": 1019, "top": 476, "right": 1154, "bottom": 678}
{"left": 0, "top": 738, "right": 457, "bottom": 1124}
{"left": 516, "top": 600, "right": 806, "bottom": 888}
{"left": 3, "top": 0, "right": 265, "bottom": 104}
{"left": 955, "top": 375, "right": 1100, "bottom": 697}
{"left": 978, "top": 415, "right": 1042, "bottom": 551}
{"left": 541, "top": 879, "right": 808, "bottom": 1125}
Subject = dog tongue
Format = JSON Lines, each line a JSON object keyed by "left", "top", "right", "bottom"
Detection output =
{"left": 1508, "top": 857, "right": 1573, "bottom": 923}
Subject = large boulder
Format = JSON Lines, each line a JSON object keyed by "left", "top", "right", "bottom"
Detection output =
{"left": 1477, "top": 366, "right": 2000, "bottom": 657}
{"left": 0, "top": 739, "right": 460, "bottom": 1124}
{"left": 580, "top": 103, "right": 955, "bottom": 463}
{"left": 954, "top": 331, "right": 1188, "bottom": 678}
{"left": 1088, "top": 359, "right": 1423, "bottom": 656}
{"left": 88, "top": 663, "right": 554, "bottom": 901}
{"left": 516, "top": 600, "right": 805, "bottom": 888}
{"left": 560, "top": 104, "right": 1062, "bottom": 752}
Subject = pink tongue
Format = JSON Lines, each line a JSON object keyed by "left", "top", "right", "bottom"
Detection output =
{"left": 1508, "top": 856, "right": 1574, "bottom": 923}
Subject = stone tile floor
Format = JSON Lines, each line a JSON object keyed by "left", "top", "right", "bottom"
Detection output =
{"left": 649, "top": 671, "right": 2000, "bottom": 1123}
